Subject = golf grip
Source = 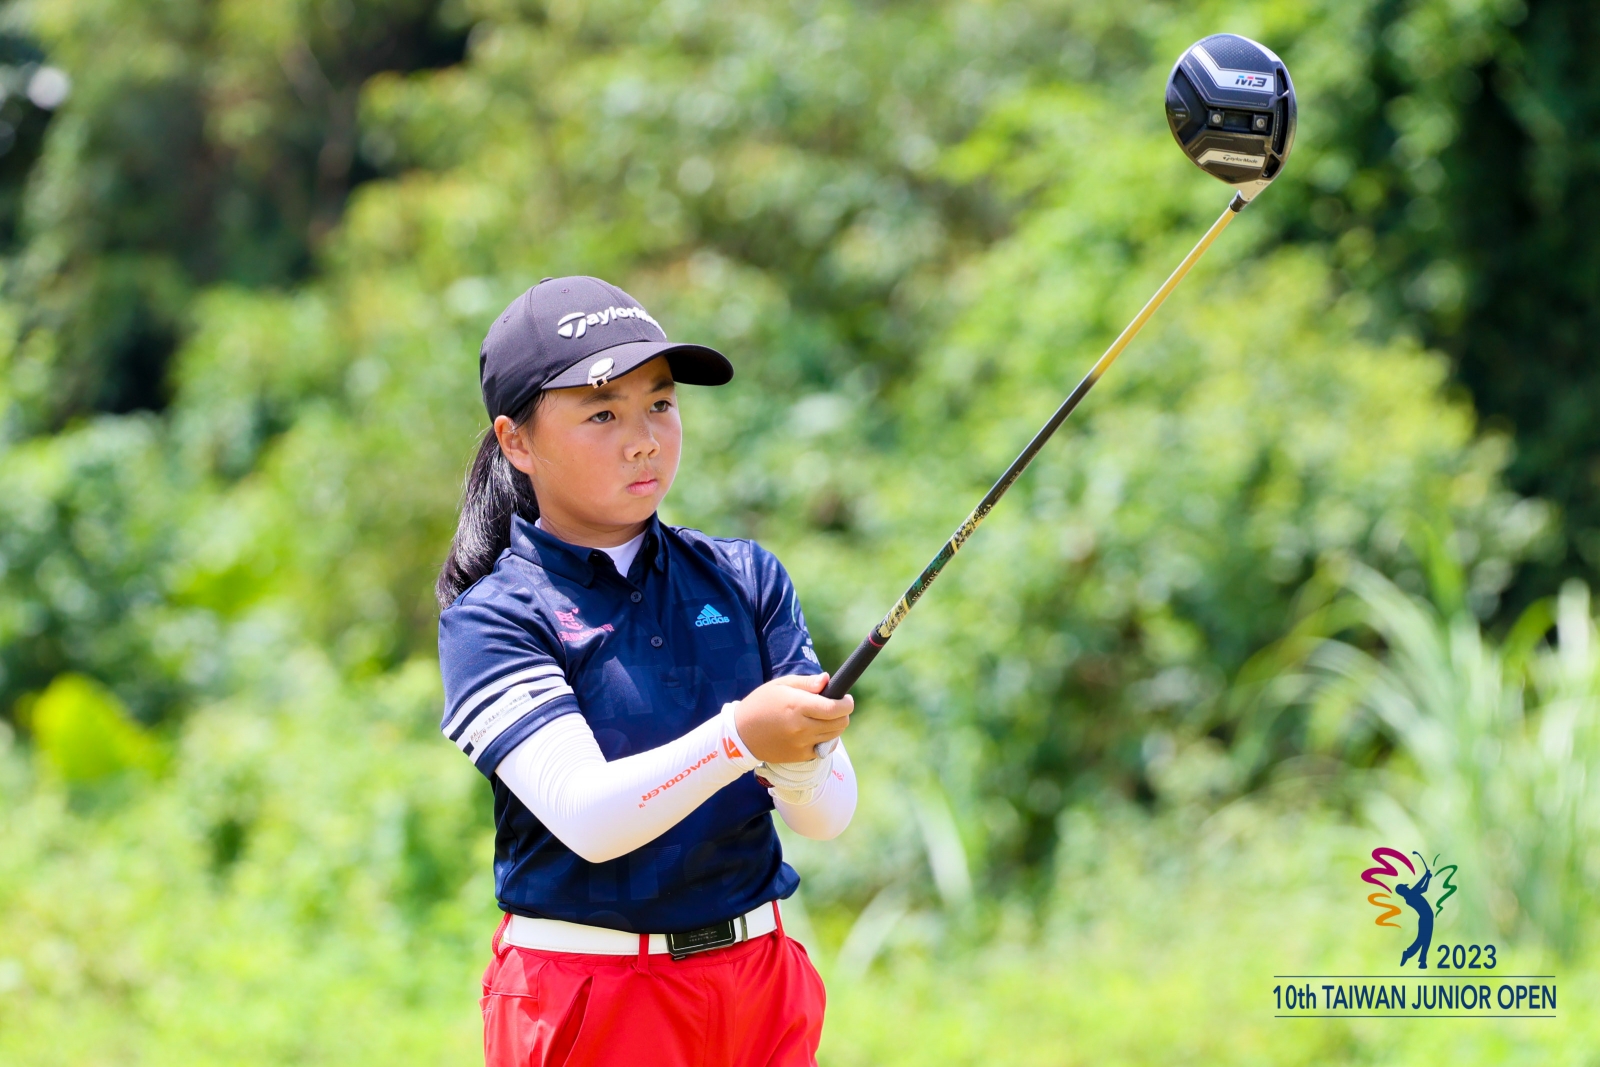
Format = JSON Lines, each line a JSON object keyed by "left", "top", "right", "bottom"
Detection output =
{"left": 821, "top": 194, "right": 1245, "bottom": 703}
{"left": 823, "top": 632, "right": 886, "bottom": 699}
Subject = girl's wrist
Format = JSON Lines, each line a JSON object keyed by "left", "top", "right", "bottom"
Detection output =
{"left": 717, "top": 701, "right": 762, "bottom": 772}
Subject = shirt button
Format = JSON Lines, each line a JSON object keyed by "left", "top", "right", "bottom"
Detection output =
{"left": 631, "top": 591, "right": 643, "bottom": 603}
{"left": 650, "top": 636, "right": 664, "bottom": 648}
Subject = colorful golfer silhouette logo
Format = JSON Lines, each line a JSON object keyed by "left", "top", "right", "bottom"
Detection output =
{"left": 1362, "top": 848, "right": 1459, "bottom": 969}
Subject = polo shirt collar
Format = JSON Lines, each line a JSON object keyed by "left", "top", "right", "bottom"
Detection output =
{"left": 509, "top": 513, "right": 669, "bottom": 586}
{"left": 645, "top": 518, "right": 669, "bottom": 573}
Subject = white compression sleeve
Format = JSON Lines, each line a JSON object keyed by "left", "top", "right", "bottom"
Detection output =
{"left": 769, "top": 739, "right": 857, "bottom": 840}
{"left": 494, "top": 704, "right": 761, "bottom": 864}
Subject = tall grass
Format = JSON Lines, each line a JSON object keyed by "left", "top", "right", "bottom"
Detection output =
{"left": 1276, "top": 562, "right": 1600, "bottom": 954}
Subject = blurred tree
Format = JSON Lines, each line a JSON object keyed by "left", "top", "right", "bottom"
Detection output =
{"left": 1264, "top": 0, "right": 1600, "bottom": 610}
{"left": 4, "top": 0, "right": 469, "bottom": 429}
{"left": 0, "top": 34, "right": 60, "bottom": 250}
{"left": 1418, "top": 0, "right": 1600, "bottom": 608}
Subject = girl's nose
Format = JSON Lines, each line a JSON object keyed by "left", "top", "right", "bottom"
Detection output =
{"left": 624, "top": 420, "right": 660, "bottom": 461}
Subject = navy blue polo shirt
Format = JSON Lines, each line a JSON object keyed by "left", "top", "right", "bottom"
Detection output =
{"left": 437, "top": 513, "right": 824, "bottom": 933}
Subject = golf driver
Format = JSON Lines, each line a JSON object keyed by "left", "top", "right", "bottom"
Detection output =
{"left": 819, "top": 33, "right": 1296, "bottom": 704}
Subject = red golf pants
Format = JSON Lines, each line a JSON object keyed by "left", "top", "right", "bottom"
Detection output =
{"left": 481, "top": 907, "right": 827, "bottom": 1067}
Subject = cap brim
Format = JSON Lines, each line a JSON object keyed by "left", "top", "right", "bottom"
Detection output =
{"left": 542, "top": 340, "right": 733, "bottom": 390}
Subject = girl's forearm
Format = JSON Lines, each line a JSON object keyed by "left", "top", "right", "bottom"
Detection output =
{"left": 496, "top": 704, "right": 760, "bottom": 864}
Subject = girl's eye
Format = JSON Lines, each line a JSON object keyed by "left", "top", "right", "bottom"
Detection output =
{"left": 589, "top": 411, "right": 615, "bottom": 424}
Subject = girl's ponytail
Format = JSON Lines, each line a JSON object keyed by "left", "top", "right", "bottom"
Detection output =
{"left": 436, "top": 396, "right": 542, "bottom": 608}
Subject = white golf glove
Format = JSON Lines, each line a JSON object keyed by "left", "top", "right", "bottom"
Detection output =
{"left": 756, "top": 741, "right": 838, "bottom": 807}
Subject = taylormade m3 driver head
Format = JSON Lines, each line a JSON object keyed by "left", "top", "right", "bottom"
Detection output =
{"left": 1166, "top": 33, "right": 1296, "bottom": 203}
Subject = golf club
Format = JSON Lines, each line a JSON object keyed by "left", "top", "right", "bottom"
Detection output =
{"left": 819, "top": 33, "right": 1296, "bottom": 704}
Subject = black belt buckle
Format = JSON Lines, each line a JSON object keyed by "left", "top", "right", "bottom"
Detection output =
{"left": 666, "top": 915, "right": 747, "bottom": 960}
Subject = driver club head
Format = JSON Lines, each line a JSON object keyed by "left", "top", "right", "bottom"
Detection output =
{"left": 1165, "top": 33, "right": 1296, "bottom": 203}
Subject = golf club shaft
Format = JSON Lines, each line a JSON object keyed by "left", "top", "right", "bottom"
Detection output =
{"left": 822, "top": 194, "right": 1245, "bottom": 701}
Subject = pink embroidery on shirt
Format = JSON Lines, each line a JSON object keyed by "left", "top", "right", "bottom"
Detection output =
{"left": 554, "top": 607, "right": 615, "bottom": 644}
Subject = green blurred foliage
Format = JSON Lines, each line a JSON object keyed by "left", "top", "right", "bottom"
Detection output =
{"left": 27, "top": 671, "right": 164, "bottom": 783}
{"left": 1255, "top": 0, "right": 1600, "bottom": 606}
{"left": 5, "top": 0, "right": 468, "bottom": 428}
{"left": 1, "top": 0, "right": 1598, "bottom": 1061}
{"left": 1245, "top": 562, "right": 1600, "bottom": 957}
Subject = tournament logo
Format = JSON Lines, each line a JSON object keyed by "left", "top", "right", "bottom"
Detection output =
{"left": 1362, "top": 847, "right": 1458, "bottom": 969}
{"left": 1272, "top": 843, "right": 1553, "bottom": 1018}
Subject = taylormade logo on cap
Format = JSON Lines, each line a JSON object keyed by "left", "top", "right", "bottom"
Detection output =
{"left": 479, "top": 275, "right": 733, "bottom": 419}
{"left": 556, "top": 305, "right": 663, "bottom": 339}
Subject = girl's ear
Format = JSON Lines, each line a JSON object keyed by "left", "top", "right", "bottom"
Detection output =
{"left": 493, "top": 414, "right": 537, "bottom": 477}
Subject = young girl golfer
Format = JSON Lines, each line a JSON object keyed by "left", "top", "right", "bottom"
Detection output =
{"left": 436, "top": 275, "right": 857, "bottom": 1067}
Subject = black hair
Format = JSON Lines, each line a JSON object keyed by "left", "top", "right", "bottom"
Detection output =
{"left": 436, "top": 393, "right": 543, "bottom": 608}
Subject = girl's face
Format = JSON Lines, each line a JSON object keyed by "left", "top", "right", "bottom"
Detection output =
{"left": 495, "top": 356, "right": 682, "bottom": 544}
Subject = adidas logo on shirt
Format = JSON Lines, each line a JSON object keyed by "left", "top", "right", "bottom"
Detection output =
{"left": 694, "top": 604, "right": 731, "bottom": 627}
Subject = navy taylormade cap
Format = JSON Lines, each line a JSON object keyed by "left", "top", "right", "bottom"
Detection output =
{"left": 479, "top": 276, "right": 733, "bottom": 419}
